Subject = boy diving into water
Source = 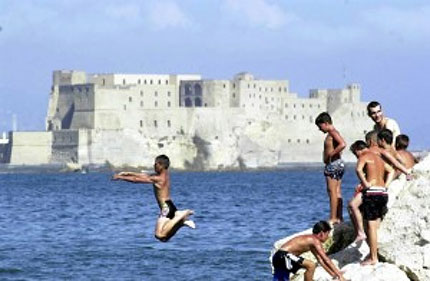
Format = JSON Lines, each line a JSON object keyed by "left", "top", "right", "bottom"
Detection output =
{"left": 112, "top": 154, "right": 195, "bottom": 242}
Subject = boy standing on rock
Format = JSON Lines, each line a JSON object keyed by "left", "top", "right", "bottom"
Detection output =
{"left": 395, "top": 134, "right": 417, "bottom": 170}
{"left": 112, "top": 154, "right": 195, "bottom": 242}
{"left": 272, "top": 221, "right": 346, "bottom": 281}
{"left": 350, "top": 141, "right": 395, "bottom": 265}
{"left": 315, "top": 112, "right": 346, "bottom": 225}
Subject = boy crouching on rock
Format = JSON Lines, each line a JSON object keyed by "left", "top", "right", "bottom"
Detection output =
{"left": 272, "top": 221, "right": 346, "bottom": 281}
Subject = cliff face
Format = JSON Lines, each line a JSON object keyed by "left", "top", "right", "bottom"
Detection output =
{"left": 271, "top": 155, "right": 430, "bottom": 281}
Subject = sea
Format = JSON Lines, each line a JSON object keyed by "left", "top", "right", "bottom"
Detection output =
{"left": 0, "top": 165, "right": 358, "bottom": 280}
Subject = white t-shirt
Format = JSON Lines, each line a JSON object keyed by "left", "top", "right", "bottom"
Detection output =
{"left": 374, "top": 117, "right": 401, "bottom": 144}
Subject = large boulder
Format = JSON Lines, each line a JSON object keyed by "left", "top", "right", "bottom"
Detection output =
{"left": 378, "top": 155, "right": 430, "bottom": 281}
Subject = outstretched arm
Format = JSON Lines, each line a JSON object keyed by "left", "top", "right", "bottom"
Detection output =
{"left": 380, "top": 150, "right": 410, "bottom": 176}
{"left": 311, "top": 241, "right": 344, "bottom": 280}
{"left": 112, "top": 172, "right": 158, "bottom": 184}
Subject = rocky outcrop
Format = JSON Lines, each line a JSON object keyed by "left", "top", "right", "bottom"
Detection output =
{"left": 271, "top": 155, "right": 430, "bottom": 280}
{"left": 378, "top": 156, "right": 430, "bottom": 281}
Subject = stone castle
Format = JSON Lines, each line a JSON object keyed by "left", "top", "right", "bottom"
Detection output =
{"left": 0, "top": 70, "right": 373, "bottom": 169}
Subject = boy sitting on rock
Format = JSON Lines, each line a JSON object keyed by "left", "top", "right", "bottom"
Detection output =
{"left": 272, "top": 221, "right": 346, "bottom": 281}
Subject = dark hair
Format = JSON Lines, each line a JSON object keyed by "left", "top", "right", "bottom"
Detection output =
{"left": 395, "top": 134, "right": 409, "bottom": 150}
{"left": 378, "top": 129, "right": 393, "bottom": 145}
{"left": 155, "top": 154, "right": 170, "bottom": 169}
{"left": 365, "top": 130, "right": 378, "bottom": 145}
{"left": 315, "top": 112, "right": 332, "bottom": 125}
{"left": 350, "top": 140, "right": 367, "bottom": 153}
{"left": 367, "top": 101, "right": 381, "bottom": 114}
{"left": 312, "top": 220, "right": 332, "bottom": 234}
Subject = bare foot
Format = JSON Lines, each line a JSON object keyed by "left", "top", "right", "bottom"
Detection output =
{"left": 354, "top": 232, "right": 367, "bottom": 243}
{"left": 360, "top": 258, "right": 378, "bottom": 266}
{"left": 328, "top": 219, "right": 341, "bottom": 226}
{"left": 183, "top": 220, "right": 196, "bottom": 229}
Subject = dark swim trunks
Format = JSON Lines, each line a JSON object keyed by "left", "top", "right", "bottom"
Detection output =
{"left": 324, "top": 159, "right": 345, "bottom": 180}
{"left": 272, "top": 250, "right": 304, "bottom": 281}
{"left": 360, "top": 187, "right": 388, "bottom": 220}
{"left": 159, "top": 200, "right": 177, "bottom": 219}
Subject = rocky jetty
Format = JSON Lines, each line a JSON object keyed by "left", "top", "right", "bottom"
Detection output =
{"left": 271, "top": 155, "right": 430, "bottom": 281}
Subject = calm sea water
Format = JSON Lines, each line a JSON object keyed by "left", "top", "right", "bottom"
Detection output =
{"left": 0, "top": 166, "right": 357, "bottom": 280}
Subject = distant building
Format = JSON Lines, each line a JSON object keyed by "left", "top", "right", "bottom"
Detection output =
{"left": 1, "top": 70, "right": 372, "bottom": 169}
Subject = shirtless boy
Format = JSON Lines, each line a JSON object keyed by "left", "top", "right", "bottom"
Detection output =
{"left": 315, "top": 112, "right": 346, "bottom": 225}
{"left": 350, "top": 141, "right": 395, "bottom": 265}
{"left": 395, "top": 134, "right": 417, "bottom": 169}
{"left": 112, "top": 155, "right": 195, "bottom": 242}
{"left": 377, "top": 129, "right": 412, "bottom": 178}
{"left": 367, "top": 101, "right": 400, "bottom": 147}
{"left": 272, "top": 221, "right": 346, "bottom": 281}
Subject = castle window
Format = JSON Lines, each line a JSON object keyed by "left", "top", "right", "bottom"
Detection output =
{"left": 279, "top": 87, "right": 282, "bottom": 92}
{"left": 144, "top": 80, "right": 147, "bottom": 84}
{"left": 140, "top": 91, "right": 143, "bottom": 97}
{"left": 102, "top": 78, "right": 106, "bottom": 86}
{"left": 288, "top": 139, "right": 291, "bottom": 143}
{"left": 138, "top": 79, "right": 141, "bottom": 84}
{"left": 302, "top": 104, "right": 304, "bottom": 108}
{"left": 249, "top": 94, "right": 251, "bottom": 98}
{"left": 204, "top": 103, "right": 208, "bottom": 107}
{"left": 140, "top": 101, "right": 144, "bottom": 107}
{"left": 185, "top": 98, "right": 192, "bottom": 107}
{"left": 248, "top": 84, "right": 250, "bottom": 88}
{"left": 293, "top": 104, "right": 296, "bottom": 108}
{"left": 129, "top": 97, "right": 132, "bottom": 102}
{"left": 306, "top": 139, "right": 310, "bottom": 144}
{"left": 195, "top": 97, "right": 202, "bottom": 107}
{"left": 167, "top": 120, "right": 171, "bottom": 127}
{"left": 167, "top": 101, "right": 171, "bottom": 107}
{"left": 223, "top": 84, "right": 226, "bottom": 88}
{"left": 155, "top": 91, "right": 158, "bottom": 97}
{"left": 150, "top": 80, "right": 153, "bottom": 85}
{"left": 310, "top": 104, "right": 313, "bottom": 108}
{"left": 140, "top": 120, "right": 143, "bottom": 127}
{"left": 259, "top": 87, "right": 262, "bottom": 91}
{"left": 294, "top": 115, "right": 296, "bottom": 120}
{"left": 271, "top": 88, "right": 273, "bottom": 92}
{"left": 259, "top": 95, "right": 262, "bottom": 99}
{"left": 123, "top": 105, "right": 126, "bottom": 110}
{"left": 167, "top": 91, "right": 171, "bottom": 97}
{"left": 309, "top": 116, "right": 313, "bottom": 123}
{"left": 285, "top": 115, "right": 288, "bottom": 120}
{"left": 123, "top": 79, "right": 126, "bottom": 85}
{"left": 297, "top": 139, "right": 301, "bottom": 143}
{"left": 233, "top": 83, "right": 236, "bottom": 89}
{"left": 154, "top": 120, "right": 158, "bottom": 127}
{"left": 155, "top": 101, "right": 158, "bottom": 107}
{"left": 165, "top": 80, "right": 168, "bottom": 85}
{"left": 284, "top": 87, "right": 287, "bottom": 92}
{"left": 158, "top": 79, "right": 161, "bottom": 85}
{"left": 302, "top": 115, "right": 305, "bottom": 120}
{"left": 233, "top": 93, "right": 236, "bottom": 98}
{"left": 318, "top": 104, "right": 321, "bottom": 108}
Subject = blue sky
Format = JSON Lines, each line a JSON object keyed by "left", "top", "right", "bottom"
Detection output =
{"left": 1, "top": 0, "right": 429, "bottom": 149}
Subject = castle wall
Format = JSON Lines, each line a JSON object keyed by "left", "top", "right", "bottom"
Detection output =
{"left": 51, "top": 130, "right": 79, "bottom": 163}
{"left": 9, "top": 132, "right": 52, "bottom": 165}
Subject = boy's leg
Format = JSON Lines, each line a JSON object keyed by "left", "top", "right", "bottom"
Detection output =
{"left": 348, "top": 193, "right": 366, "bottom": 241}
{"left": 326, "top": 176, "right": 340, "bottom": 224}
{"left": 155, "top": 209, "right": 194, "bottom": 242}
{"left": 336, "top": 180, "right": 343, "bottom": 222}
{"left": 301, "top": 259, "right": 316, "bottom": 281}
{"left": 361, "top": 219, "right": 380, "bottom": 265}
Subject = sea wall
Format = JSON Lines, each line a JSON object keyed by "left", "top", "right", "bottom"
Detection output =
{"left": 271, "top": 155, "right": 430, "bottom": 280}
{"left": 9, "top": 131, "right": 52, "bottom": 165}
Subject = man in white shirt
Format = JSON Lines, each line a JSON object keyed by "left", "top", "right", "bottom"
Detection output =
{"left": 366, "top": 101, "right": 400, "bottom": 147}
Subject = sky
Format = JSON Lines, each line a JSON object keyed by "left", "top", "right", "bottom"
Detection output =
{"left": 0, "top": 0, "right": 429, "bottom": 149}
